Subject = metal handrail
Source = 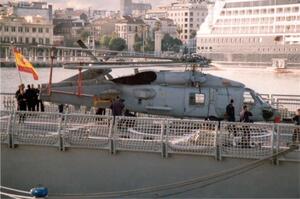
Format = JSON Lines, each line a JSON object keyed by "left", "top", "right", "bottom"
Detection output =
{"left": 1, "top": 110, "right": 299, "bottom": 160}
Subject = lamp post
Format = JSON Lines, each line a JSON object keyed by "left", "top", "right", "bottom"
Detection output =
{"left": 48, "top": 47, "right": 56, "bottom": 95}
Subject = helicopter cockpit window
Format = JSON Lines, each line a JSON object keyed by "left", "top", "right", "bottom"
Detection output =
{"left": 189, "top": 93, "right": 205, "bottom": 105}
{"left": 243, "top": 91, "right": 255, "bottom": 104}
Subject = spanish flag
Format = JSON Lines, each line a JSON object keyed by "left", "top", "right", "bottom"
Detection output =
{"left": 13, "top": 48, "right": 39, "bottom": 80}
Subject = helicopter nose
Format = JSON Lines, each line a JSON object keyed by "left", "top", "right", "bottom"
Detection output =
{"left": 262, "top": 108, "right": 280, "bottom": 121}
{"left": 262, "top": 109, "right": 273, "bottom": 120}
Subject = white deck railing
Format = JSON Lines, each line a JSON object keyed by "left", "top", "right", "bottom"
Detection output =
{"left": 1, "top": 93, "right": 300, "bottom": 120}
{"left": 1, "top": 110, "right": 299, "bottom": 160}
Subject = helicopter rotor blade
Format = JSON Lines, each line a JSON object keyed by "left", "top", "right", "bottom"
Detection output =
{"left": 77, "top": 40, "right": 99, "bottom": 62}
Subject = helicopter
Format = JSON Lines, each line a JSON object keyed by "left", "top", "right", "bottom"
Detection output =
{"left": 40, "top": 41, "right": 278, "bottom": 122}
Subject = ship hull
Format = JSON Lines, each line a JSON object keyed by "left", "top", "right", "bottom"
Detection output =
{"left": 199, "top": 52, "right": 300, "bottom": 68}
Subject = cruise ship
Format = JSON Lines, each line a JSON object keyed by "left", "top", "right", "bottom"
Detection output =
{"left": 196, "top": 0, "right": 300, "bottom": 68}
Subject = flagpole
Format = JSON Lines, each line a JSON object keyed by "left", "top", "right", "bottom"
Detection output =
{"left": 11, "top": 42, "right": 23, "bottom": 84}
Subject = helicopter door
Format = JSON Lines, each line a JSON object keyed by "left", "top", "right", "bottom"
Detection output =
{"left": 184, "top": 88, "right": 209, "bottom": 118}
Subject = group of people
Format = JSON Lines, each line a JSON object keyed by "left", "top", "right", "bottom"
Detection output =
{"left": 226, "top": 99, "right": 300, "bottom": 145}
{"left": 15, "top": 84, "right": 44, "bottom": 113}
{"left": 226, "top": 99, "right": 253, "bottom": 123}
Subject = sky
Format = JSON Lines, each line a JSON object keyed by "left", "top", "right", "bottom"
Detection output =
{"left": 2, "top": 0, "right": 173, "bottom": 10}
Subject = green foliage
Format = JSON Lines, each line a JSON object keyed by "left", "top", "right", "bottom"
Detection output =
{"left": 190, "top": 30, "right": 197, "bottom": 39}
{"left": 144, "top": 39, "right": 154, "bottom": 52}
{"left": 100, "top": 35, "right": 112, "bottom": 47}
{"left": 133, "top": 41, "right": 143, "bottom": 52}
{"left": 109, "top": 37, "right": 126, "bottom": 51}
{"left": 80, "top": 31, "right": 90, "bottom": 40}
{"left": 162, "top": 34, "right": 182, "bottom": 53}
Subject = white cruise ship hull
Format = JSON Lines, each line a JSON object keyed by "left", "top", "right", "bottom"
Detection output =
{"left": 196, "top": 0, "right": 300, "bottom": 69}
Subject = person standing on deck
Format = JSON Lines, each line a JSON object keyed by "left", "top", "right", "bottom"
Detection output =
{"left": 226, "top": 99, "right": 235, "bottom": 122}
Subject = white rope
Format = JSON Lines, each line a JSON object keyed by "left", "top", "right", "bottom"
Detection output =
{"left": 0, "top": 191, "right": 33, "bottom": 199}
{"left": 0, "top": 186, "right": 30, "bottom": 194}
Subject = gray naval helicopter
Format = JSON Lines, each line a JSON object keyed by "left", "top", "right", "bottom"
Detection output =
{"left": 40, "top": 42, "right": 278, "bottom": 122}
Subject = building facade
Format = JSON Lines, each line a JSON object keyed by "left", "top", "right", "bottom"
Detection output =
{"left": 120, "top": 0, "right": 133, "bottom": 17}
{"left": 115, "top": 17, "right": 146, "bottom": 42}
{"left": 91, "top": 18, "right": 118, "bottom": 40}
{"left": 166, "top": 0, "right": 208, "bottom": 42}
{"left": 0, "top": 15, "right": 53, "bottom": 45}
{"left": 8, "top": 1, "right": 53, "bottom": 21}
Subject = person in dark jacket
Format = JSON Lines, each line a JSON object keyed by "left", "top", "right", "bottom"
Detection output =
{"left": 25, "top": 84, "right": 35, "bottom": 111}
{"left": 110, "top": 96, "right": 125, "bottom": 117}
{"left": 240, "top": 105, "right": 253, "bottom": 123}
{"left": 17, "top": 89, "right": 27, "bottom": 123}
{"left": 36, "top": 84, "right": 44, "bottom": 112}
{"left": 15, "top": 84, "right": 25, "bottom": 110}
{"left": 226, "top": 99, "right": 235, "bottom": 122}
{"left": 292, "top": 109, "right": 300, "bottom": 143}
{"left": 240, "top": 105, "right": 253, "bottom": 148}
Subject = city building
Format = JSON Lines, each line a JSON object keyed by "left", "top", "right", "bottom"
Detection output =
{"left": 7, "top": 1, "right": 53, "bottom": 21}
{"left": 132, "top": 2, "right": 152, "bottom": 17}
{"left": 91, "top": 18, "right": 118, "bottom": 40}
{"left": 144, "top": 17, "right": 177, "bottom": 39}
{"left": 120, "top": 0, "right": 132, "bottom": 17}
{"left": 53, "top": 18, "right": 91, "bottom": 46}
{"left": 145, "top": 6, "right": 168, "bottom": 19}
{"left": 115, "top": 16, "right": 146, "bottom": 42}
{"left": 166, "top": 0, "right": 208, "bottom": 42}
{"left": 0, "top": 15, "right": 53, "bottom": 45}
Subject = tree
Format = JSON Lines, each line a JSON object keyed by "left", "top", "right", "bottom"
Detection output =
{"left": 176, "top": 26, "right": 183, "bottom": 37}
{"left": 100, "top": 35, "right": 112, "bottom": 48}
{"left": 133, "top": 41, "right": 143, "bottom": 52}
{"left": 80, "top": 30, "right": 90, "bottom": 41}
{"left": 109, "top": 37, "right": 126, "bottom": 51}
{"left": 190, "top": 30, "right": 197, "bottom": 39}
{"left": 144, "top": 39, "right": 154, "bottom": 52}
{"left": 162, "top": 34, "right": 182, "bottom": 53}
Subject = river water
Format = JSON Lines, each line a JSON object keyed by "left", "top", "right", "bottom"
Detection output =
{"left": 0, "top": 66, "right": 299, "bottom": 95}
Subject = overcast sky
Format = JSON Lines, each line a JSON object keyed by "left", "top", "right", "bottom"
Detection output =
{"left": 2, "top": 0, "right": 173, "bottom": 10}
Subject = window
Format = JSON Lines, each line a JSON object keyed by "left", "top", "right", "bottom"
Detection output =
{"left": 32, "top": 38, "right": 36, "bottom": 44}
{"left": 189, "top": 93, "right": 205, "bottom": 105}
{"left": 19, "top": 37, "right": 23, "bottom": 43}
{"left": 46, "top": 28, "right": 49, "bottom": 33}
{"left": 38, "top": 28, "right": 43, "bottom": 33}
{"left": 25, "top": 27, "right": 29, "bottom": 32}
{"left": 32, "top": 28, "right": 36, "bottom": 33}
{"left": 18, "top": 27, "right": 23, "bottom": 32}
{"left": 243, "top": 91, "right": 255, "bottom": 104}
{"left": 11, "top": 27, "right": 16, "bottom": 32}
{"left": 45, "top": 38, "right": 50, "bottom": 44}
{"left": 4, "top": 26, "right": 9, "bottom": 32}
{"left": 39, "top": 38, "right": 43, "bottom": 44}
{"left": 25, "top": 37, "right": 29, "bottom": 43}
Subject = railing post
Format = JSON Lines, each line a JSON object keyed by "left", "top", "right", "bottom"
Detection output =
{"left": 217, "top": 121, "right": 222, "bottom": 161}
{"left": 7, "top": 111, "right": 15, "bottom": 148}
{"left": 272, "top": 124, "right": 280, "bottom": 165}
{"left": 161, "top": 120, "right": 167, "bottom": 158}
{"left": 57, "top": 113, "right": 66, "bottom": 151}
{"left": 163, "top": 120, "right": 169, "bottom": 158}
{"left": 108, "top": 116, "right": 115, "bottom": 154}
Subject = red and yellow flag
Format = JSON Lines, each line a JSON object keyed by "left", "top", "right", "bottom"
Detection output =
{"left": 13, "top": 48, "right": 39, "bottom": 80}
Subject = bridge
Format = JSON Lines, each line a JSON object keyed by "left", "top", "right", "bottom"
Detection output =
{"left": 0, "top": 43, "right": 183, "bottom": 67}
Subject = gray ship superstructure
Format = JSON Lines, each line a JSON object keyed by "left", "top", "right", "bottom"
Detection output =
{"left": 196, "top": 0, "right": 300, "bottom": 68}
